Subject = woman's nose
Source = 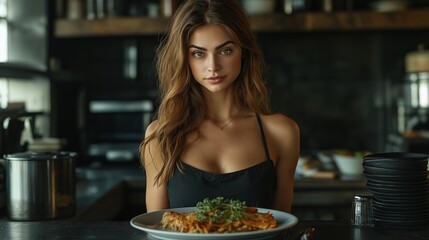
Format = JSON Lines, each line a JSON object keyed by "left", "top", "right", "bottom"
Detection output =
{"left": 207, "top": 55, "right": 221, "bottom": 72}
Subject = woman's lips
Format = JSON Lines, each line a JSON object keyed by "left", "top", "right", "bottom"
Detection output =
{"left": 205, "top": 76, "right": 226, "bottom": 84}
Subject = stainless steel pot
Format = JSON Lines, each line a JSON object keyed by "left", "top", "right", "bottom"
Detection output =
{"left": 3, "top": 151, "right": 77, "bottom": 221}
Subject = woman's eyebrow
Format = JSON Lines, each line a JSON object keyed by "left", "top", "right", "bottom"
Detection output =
{"left": 189, "top": 41, "right": 235, "bottom": 51}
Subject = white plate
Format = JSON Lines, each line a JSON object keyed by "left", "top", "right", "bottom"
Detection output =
{"left": 130, "top": 207, "right": 298, "bottom": 240}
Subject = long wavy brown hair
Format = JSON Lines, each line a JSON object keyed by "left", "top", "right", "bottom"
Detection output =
{"left": 140, "top": 0, "right": 271, "bottom": 185}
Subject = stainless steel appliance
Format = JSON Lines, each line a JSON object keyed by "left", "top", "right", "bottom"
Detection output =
{"left": 0, "top": 0, "right": 48, "bottom": 76}
{"left": 387, "top": 46, "right": 429, "bottom": 154}
{"left": 3, "top": 151, "right": 77, "bottom": 221}
{"left": 401, "top": 72, "right": 429, "bottom": 131}
{"left": 86, "top": 99, "right": 154, "bottom": 162}
{"left": 398, "top": 46, "right": 429, "bottom": 134}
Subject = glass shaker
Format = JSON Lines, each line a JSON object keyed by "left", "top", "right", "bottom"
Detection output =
{"left": 351, "top": 195, "right": 374, "bottom": 227}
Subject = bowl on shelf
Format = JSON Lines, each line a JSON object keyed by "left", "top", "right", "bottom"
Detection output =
{"left": 333, "top": 152, "right": 364, "bottom": 175}
{"left": 241, "top": 0, "right": 276, "bottom": 15}
{"left": 369, "top": 0, "right": 408, "bottom": 12}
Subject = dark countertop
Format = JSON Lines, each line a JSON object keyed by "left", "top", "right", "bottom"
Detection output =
{"left": 73, "top": 165, "right": 146, "bottom": 220}
{"left": 0, "top": 220, "right": 428, "bottom": 240}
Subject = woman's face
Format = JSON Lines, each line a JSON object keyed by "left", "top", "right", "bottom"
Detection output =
{"left": 188, "top": 24, "right": 242, "bottom": 93}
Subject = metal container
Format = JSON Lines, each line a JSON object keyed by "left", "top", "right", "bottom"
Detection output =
{"left": 3, "top": 151, "right": 77, "bottom": 221}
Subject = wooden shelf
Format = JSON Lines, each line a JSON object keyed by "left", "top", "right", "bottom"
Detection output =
{"left": 252, "top": 8, "right": 429, "bottom": 32}
{"left": 55, "top": 8, "right": 429, "bottom": 38}
{"left": 55, "top": 17, "right": 170, "bottom": 38}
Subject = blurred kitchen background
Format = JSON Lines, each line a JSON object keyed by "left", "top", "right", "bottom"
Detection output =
{"left": 3, "top": 0, "right": 429, "bottom": 163}
{"left": 1, "top": 0, "right": 429, "bottom": 165}
{"left": 2, "top": 0, "right": 429, "bottom": 221}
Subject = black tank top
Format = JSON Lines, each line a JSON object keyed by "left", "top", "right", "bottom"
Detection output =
{"left": 167, "top": 114, "right": 276, "bottom": 208}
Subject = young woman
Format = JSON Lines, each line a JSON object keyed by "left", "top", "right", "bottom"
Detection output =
{"left": 140, "top": 0, "right": 300, "bottom": 213}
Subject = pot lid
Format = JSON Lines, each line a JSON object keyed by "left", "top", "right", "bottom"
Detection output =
{"left": 4, "top": 151, "right": 77, "bottom": 161}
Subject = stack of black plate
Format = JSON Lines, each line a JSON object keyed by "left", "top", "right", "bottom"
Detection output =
{"left": 363, "top": 152, "right": 429, "bottom": 229}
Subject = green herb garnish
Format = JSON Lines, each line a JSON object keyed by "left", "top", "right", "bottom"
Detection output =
{"left": 195, "top": 197, "right": 246, "bottom": 224}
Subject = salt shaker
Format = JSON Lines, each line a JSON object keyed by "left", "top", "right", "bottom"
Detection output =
{"left": 351, "top": 195, "right": 374, "bottom": 227}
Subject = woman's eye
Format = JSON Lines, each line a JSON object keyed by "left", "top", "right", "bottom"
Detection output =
{"left": 192, "top": 51, "right": 204, "bottom": 58}
{"left": 220, "top": 48, "right": 232, "bottom": 55}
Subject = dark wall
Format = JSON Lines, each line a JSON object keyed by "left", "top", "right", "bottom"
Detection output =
{"left": 257, "top": 30, "right": 429, "bottom": 152}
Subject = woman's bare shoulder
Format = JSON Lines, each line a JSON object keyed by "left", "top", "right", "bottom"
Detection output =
{"left": 261, "top": 113, "right": 300, "bottom": 167}
{"left": 145, "top": 119, "right": 159, "bottom": 137}
{"left": 261, "top": 113, "right": 299, "bottom": 135}
{"left": 259, "top": 113, "right": 300, "bottom": 151}
{"left": 142, "top": 120, "right": 163, "bottom": 166}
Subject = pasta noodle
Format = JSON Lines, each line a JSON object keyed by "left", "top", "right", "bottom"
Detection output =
{"left": 161, "top": 206, "right": 277, "bottom": 233}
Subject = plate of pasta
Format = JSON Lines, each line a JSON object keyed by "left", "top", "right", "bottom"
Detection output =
{"left": 130, "top": 198, "right": 298, "bottom": 240}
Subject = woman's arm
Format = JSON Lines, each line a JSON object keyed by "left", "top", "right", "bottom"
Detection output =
{"left": 142, "top": 121, "right": 170, "bottom": 212}
{"left": 265, "top": 114, "right": 300, "bottom": 213}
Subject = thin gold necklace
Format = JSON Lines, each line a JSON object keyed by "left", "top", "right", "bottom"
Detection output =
{"left": 207, "top": 110, "right": 240, "bottom": 130}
